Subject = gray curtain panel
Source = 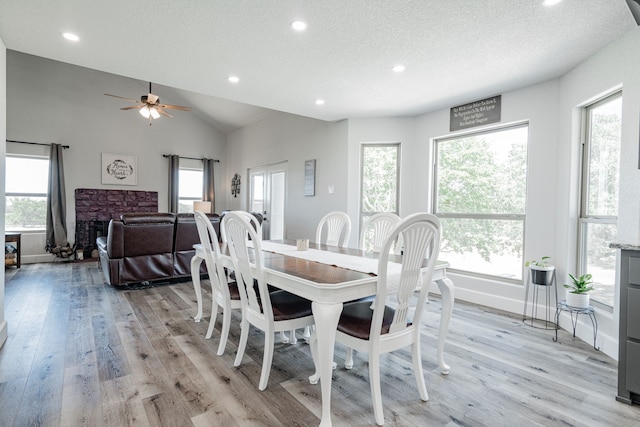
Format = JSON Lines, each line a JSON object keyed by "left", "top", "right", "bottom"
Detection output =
{"left": 203, "top": 158, "right": 216, "bottom": 213}
{"left": 45, "top": 143, "right": 69, "bottom": 251}
{"left": 168, "top": 154, "right": 180, "bottom": 213}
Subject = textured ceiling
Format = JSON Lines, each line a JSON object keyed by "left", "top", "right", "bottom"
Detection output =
{"left": 0, "top": 0, "right": 635, "bottom": 132}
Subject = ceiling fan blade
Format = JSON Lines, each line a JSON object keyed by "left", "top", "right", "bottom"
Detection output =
{"left": 156, "top": 108, "right": 173, "bottom": 118}
{"left": 159, "top": 104, "right": 192, "bottom": 111}
{"left": 120, "top": 105, "right": 145, "bottom": 110}
{"left": 104, "top": 93, "right": 141, "bottom": 102}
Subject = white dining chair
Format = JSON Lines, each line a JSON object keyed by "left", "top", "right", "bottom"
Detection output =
{"left": 224, "top": 211, "right": 316, "bottom": 391}
{"left": 313, "top": 212, "right": 442, "bottom": 426}
{"left": 194, "top": 211, "right": 242, "bottom": 356}
{"left": 316, "top": 211, "right": 351, "bottom": 247}
{"left": 359, "top": 212, "right": 401, "bottom": 253}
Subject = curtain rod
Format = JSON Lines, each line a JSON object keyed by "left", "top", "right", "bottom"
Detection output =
{"left": 7, "top": 139, "right": 70, "bottom": 149}
{"left": 163, "top": 154, "right": 219, "bottom": 162}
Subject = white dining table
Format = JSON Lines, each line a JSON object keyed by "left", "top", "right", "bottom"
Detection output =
{"left": 190, "top": 240, "right": 455, "bottom": 427}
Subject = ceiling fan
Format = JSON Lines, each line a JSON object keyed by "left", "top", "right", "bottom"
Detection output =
{"left": 104, "top": 82, "right": 192, "bottom": 125}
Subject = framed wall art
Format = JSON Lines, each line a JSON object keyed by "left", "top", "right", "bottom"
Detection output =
{"left": 304, "top": 159, "right": 316, "bottom": 196}
{"left": 101, "top": 153, "right": 137, "bottom": 185}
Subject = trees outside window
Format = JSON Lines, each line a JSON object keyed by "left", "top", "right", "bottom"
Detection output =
{"left": 579, "top": 92, "right": 622, "bottom": 308}
{"left": 5, "top": 156, "right": 49, "bottom": 231}
{"left": 360, "top": 143, "right": 400, "bottom": 250}
{"left": 433, "top": 124, "right": 528, "bottom": 280}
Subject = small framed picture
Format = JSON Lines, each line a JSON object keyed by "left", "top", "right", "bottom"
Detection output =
{"left": 101, "top": 153, "right": 137, "bottom": 185}
{"left": 304, "top": 159, "right": 316, "bottom": 196}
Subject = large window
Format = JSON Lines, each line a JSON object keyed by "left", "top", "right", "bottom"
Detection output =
{"left": 433, "top": 124, "right": 528, "bottom": 280}
{"left": 579, "top": 92, "right": 622, "bottom": 308}
{"left": 360, "top": 143, "right": 400, "bottom": 250}
{"left": 178, "top": 168, "right": 203, "bottom": 213}
{"left": 5, "top": 155, "right": 49, "bottom": 231}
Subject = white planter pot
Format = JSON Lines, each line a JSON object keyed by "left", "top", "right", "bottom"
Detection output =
{"left": 566, "top": 292, "right": 590, "bottom": 309}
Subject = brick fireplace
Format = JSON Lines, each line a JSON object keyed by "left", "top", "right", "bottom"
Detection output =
{"left": 75, "top": 188, "right": 158, "bottom": 257}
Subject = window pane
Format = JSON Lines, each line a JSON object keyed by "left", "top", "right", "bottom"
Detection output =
{"left": 5, "top": 157, "right": 49, "bottom": 194}
{"left": 586, "top": 97, "right": 621, "bottom": 217}
{"left": 251, "top": 174, "right": 264, "bottom": 213}
{"left": 178, "top": 200, "right": 194, "bottom": 213}
{"left": 583, "top": 222, "right": 616, "bottom": 307}
{"left": 439, "top": 217, "right": 524, "bottom": 280}
{"left": 5, "top": 196, "right": 47, "bottom": 230}
{"left": 361, "top": 145, "right": 398, "bottom": 213}
{"left": 436, "top": 126, "right": 527, "bottom": 215}
{"left": 179, "top": 169, "right": 203, "bottom": 199}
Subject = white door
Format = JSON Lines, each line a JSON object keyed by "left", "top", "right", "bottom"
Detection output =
{"left": 249, "top": 162, "right": 287, "bottom": 240}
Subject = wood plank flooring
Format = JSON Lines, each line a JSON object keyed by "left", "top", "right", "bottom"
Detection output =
{"left": 0, "top": 262, "right": 638, "bottom": 426}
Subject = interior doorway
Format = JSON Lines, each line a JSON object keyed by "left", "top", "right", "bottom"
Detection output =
{"left": 248, "top": 161, "right": 287, "bottom": 240}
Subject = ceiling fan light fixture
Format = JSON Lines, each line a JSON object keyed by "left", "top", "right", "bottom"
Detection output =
{"left": 150, "top": 107, "right": 160, "bottom": 119}
{"left": 139, "top": 106, "right": 151, "bottom": 119}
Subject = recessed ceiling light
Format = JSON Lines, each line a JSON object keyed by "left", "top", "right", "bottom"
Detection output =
{"left": 392, "top": 64, "right": 406, "bottom": 73}
{"left": 291, "top": 20, "right": 307, "bottom": 31}
{"left": 315, "top": 99, "right": 325, "bottom": 105}
{"left": 543, "top": 0, "right": 562, "bottom": 6}
{"left": 228, "top": 75, "right": 240, "bottom": 83}
{"left": 62, "top": 32, "right": 79, "bottom": 42}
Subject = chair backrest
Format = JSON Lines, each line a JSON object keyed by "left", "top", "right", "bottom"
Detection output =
{"left": 220, "top": 211, "right": 262, "bottom": 243}
{"left": 359, "top": 212, "right": 401, "bottom": 253}
{"left": 315, "top": 211, "right": 351, "bottom": 247}
{"left": 222, "top": 211, "right": 273, "bottom": 323}
{"left": 370, "top": 213, "right": 441, "bottom": 340}
{"left": 194, "top": 211, "right": 229, "bottom": 300}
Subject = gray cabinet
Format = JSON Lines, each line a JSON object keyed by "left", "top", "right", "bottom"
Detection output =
{"left": 617, "top": 249, "right": 640, "bottom": 404}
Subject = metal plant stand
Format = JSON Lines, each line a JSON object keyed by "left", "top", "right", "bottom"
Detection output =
{"left": 522, "top": 268, "right": 557, "bottom": 329}
{"left": 553, "top": 300, "right": 599, "bottom": 350}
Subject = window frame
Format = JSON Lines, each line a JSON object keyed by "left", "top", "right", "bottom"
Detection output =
{"left": 5, "top": 154, "right": 49, "bottom": 232}
{"left": 432, "top": 121, "right": 529, "bottom": 283}
{"left": 178, "top": 166, "right": 204, "bottom": 213}
{"left": 577, "top": 90, "right": 622, "bottom": 309}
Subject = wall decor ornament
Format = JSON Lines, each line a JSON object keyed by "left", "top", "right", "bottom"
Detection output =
{"left": 231, "top": 173, "right": 241, "bottom": 197}
{"left": 101, "top": 153, "right": 137, "bottom": 185}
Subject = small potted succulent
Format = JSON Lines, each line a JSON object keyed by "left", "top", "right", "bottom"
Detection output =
{"left": 525, "top": 256, "right": 555, "bottom": 286}
{"left": 564, "top": 273, "right": 593, "bottom": 309}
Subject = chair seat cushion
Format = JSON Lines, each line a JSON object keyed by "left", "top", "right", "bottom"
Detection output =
{"left": 268, "top": 290, "right": 313, "bottom": 321}
{"left": 337, "top": 300, "right": 396, "bottom": 340}
{"left": 227, "top": 281, "right": 241, "bottom": 300}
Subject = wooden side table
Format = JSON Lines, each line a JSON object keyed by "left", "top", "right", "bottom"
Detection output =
{"left": 5, "top": 232, "right": 21, "bottom": 268}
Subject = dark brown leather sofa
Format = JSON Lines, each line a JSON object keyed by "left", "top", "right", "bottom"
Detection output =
{"left": 97, "top": 212, "right": 220, "bottom": 287}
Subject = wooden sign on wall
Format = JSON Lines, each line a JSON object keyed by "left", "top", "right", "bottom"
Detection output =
{"left": 450, "top": 95, "right": 501, "bottom": 131}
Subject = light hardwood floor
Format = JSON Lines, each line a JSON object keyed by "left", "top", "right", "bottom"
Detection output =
{"left": 0, "top": 262, "right": 638, "bottom": 426}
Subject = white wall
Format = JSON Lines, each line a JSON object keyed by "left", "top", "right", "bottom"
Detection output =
{"left": 1, "top": 36, "right": 8, "bottom": 348}
{"left": 6, "top": 51, "right": 228, "bottom": 261}
{"left": 226, "top": 112, "right": 348, "bottom": 242}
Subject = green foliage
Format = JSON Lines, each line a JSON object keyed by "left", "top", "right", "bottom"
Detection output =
{"left": 6, "top": 197, "right": 47, "bottom": 228}
{"left": 525, "top": 256, "right": 551, "bottom": 268}
{"left": 437, "top": 131, "right": 527, "bottom": 262}
{"left": 362, "top": 146, "right": 398, "bottom": 213}
{"left": 564, "top": 273, "right": 594, "bottom": 294}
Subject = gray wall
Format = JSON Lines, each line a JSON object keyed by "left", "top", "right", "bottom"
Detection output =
{"left": 6, "top": 51, "right": 229, "bottom": 261}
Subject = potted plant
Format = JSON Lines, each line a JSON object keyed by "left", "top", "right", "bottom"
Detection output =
{"left": 525, "top": 256, "right": 555, "bottom": 286}
{"left": 564, "top": 273, "right": 593, "bottom": 309}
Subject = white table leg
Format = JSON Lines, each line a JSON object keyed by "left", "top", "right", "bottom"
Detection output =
{"left": 309, "top": 301, "right": 342, "bottom": 427}
{"left": 434, "top": 277, "right": 454, "bottom": 374}
{"left": 191, "top": 254, "right": 204, "bottom": 322}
